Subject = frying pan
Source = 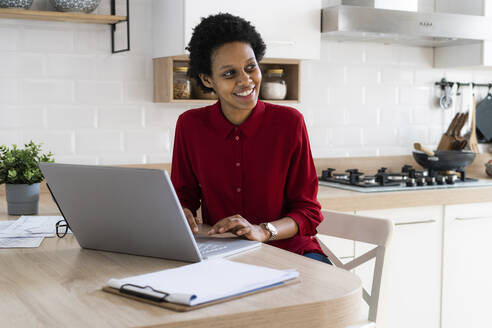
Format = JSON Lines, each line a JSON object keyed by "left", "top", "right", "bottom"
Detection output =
{"left": 412, "top": 150, "right": 476, "bottom": 171}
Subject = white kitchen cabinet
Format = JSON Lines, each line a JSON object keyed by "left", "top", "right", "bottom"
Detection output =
{"left": 434, "top": 0, "right": 492, "bottom": 68}
{"left": 316, "top": 234, "right": 355, "bottom": 260}
{"left": 434, "top": 41, "right": 492, "bottom": 68}
{"left": 441, "top": 202, "right": 492, "bottom": 328}
{"left": 435, "top": 0, "right": 486, "bottom": 16}
{"left": 152, "top": 0, "right": 321, "bottom": 59}
{"left": 354, "top": 206, "right": 442, "bottom": 328}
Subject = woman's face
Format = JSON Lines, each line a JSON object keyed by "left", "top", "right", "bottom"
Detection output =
{"left": 200, "top": 42, "right": 262, "bottom": 115}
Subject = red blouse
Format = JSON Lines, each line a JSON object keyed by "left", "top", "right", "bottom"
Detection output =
{"left": 170, "top": 100, "right": 323, "bottom": 255}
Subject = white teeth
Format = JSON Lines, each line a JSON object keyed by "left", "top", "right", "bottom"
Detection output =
{"left": 235, "top": 88, "right": 254, "bottom": 97}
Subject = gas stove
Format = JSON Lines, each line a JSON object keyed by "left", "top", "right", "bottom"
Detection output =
{"left": 318, "top": 165, "right": 492, "bottom": 193}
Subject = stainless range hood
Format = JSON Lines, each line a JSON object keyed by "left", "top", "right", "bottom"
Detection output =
{"left": 321, "top": 2, "right": 492, "bottom": 47}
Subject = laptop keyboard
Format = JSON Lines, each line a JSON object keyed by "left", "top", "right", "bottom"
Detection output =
{"left": 197, "top": 241, "right": 227, "bottom": 256}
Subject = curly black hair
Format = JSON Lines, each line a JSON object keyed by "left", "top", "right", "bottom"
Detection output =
{"left": 186, "top": 13, "right": 266, "bottom": 93}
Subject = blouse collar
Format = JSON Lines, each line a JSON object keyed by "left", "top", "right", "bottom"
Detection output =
{"left": 210, "top": 100, "right": 266, "bottom": 139}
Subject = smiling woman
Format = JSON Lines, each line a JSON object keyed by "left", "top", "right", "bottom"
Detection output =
{"left": 200, "top": 42, "right": 261, "bottom": 125}
{"left": 186, "top": 13, "right": 266, "bottom": 125}
{"left": 170, "top": 13, "right": 330, "bottom": 263}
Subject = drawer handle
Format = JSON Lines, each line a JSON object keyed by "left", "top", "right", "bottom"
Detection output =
{"left": 455, "top": 216, "right": 492, "bottom": 221}
{"left": 395, "top": 219, "right": 437, "bottom": 226}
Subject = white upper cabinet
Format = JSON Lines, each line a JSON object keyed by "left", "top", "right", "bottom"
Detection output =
{"left": 434, "top": 0, "right": 492, "bottom": 68}
{"left": 435, "top": 0, "right": 486, "bottom": 16}
{"left": 152, "top": 0, "right": 321, "bottom": 59}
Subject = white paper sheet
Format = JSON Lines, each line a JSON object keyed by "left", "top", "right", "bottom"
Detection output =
{"left": 108, "top": 258, "right": 299, "bottom": 306}
{"left": 0, "top": 216, "right": 65, "bottom": 238}
{"left": 0, "top": 221, "right": 14, "bottom": 230}
{"left": 0, "top": 236, "right": 44, "bottom": 248}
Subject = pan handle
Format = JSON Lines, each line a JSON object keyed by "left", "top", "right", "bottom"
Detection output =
{"left": 413, "top": 143, "right": 435, "bottom": 157}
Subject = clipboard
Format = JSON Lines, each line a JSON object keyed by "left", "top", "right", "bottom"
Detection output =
{"left": 102, "top": 278, "right": 300, "bottom": 312}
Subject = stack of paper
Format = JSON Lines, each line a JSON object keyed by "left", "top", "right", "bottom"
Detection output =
{"left": 0, "top": 216, "right": 66, "bottom": 248}
{"left": 107, "top": 258, "right": 299, "bottom": 306}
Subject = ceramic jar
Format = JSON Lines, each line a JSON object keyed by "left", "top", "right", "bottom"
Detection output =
{"left": 49, "top": 0, "right": 101, "bottom": 13}
{"left": 0, "top": 0, "right": 33, "bottom": 9}
{"left": 261, "top": 68, "right": 287, "bottom": 100}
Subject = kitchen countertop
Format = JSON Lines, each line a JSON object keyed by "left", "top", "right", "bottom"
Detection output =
{"left": 1, "top": 154, "right": 491, "bottom": 213}
{"left": 314, "top": 153, "right": 492, "bottom": 211}
{"left": 317, "top": 184, "right": 492, "bottom": 212}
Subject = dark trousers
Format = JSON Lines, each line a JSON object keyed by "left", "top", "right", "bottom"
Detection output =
{"left": 303, "top": 252, "right": 332, "bottom": 265}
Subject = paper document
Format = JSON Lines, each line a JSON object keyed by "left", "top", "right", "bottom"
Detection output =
{"left": 0, "top": 237, "right": 44, "bottom": 248}
{"left": 108, "top": 258, "right": 299, "bottom": 306}
{"left": 0, "top": 216, "right": 68, "bottom": 249}
{"left": 0, "top": 220, "right": 44, "bottom": 248}
{"left": 0, "top": 216, "right": 66, "bottom": 238}
{"left": 0, "top": 221, "right": 14, "bottom": 230}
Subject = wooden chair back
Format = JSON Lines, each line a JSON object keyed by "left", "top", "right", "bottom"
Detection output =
{"left": 316, "top": 210, "right": 393, "bottom": 324}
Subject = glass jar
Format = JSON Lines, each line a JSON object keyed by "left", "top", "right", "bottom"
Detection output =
{"left": 191, "top": 79, "right": 218, "bottom": 100}
{"left": 260, "top": 68, "right": 287, "bottom": 100}
{"left": 173, "top": 66, "right": 191, "bottom": 99}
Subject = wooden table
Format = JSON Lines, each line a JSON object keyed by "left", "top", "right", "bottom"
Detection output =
{"left": 0, "top": 193, "right": 362, "bottom": 328}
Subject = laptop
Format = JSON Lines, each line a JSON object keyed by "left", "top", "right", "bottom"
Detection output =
{"left": 39, "top": 163, "right": 260, "bottom": 262}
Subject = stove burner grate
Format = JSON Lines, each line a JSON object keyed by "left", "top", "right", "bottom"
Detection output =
{"left": 319, "top": 165, "right": 478, "bottom": 189}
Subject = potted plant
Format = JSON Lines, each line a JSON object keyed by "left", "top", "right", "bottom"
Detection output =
{"left": 0, "top": 141, "right": 54, "bottom": 215}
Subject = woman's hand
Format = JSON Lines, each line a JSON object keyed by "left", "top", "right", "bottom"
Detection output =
{"left": 183, "top": 207, "right": 202, "bottom": 232}
{"left": 208, "top": 214, "right": 269, "bottom": 242}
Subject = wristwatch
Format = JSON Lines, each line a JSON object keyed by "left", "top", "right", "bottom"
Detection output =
{"left": 261, "top": 222, "right": 278, "bottom": 241}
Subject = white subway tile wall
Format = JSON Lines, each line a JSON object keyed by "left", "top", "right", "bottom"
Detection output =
{"left": 0, "top": 79, "right": 17, "bottom": 103}
{"left": 2, "top": 0, "right": 492, "bottom": 164}
{"left": 0, "top": 26, "right": 17, "bottom": 51}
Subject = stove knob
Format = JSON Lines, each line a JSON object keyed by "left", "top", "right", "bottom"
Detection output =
{"left": 436, "top": 176, "right": 445, "bottom": 185}
{"left": 426, "top": 176, "right": 436, "bottom": 186}
{"left": 406, "top": 178, "right": 416, "bottom": 187}
{"left": 446, "top": 175, "right": 457, "bottom": 185}
{"left": 416, "top": 177, "right": 426, "bottom": 186}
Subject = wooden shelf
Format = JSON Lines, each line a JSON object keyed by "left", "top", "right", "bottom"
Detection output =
{"left": 153, "top": 55, "right": 301, "bottom": 104}
{"left": 0, "top": 8, "right": 126, "bottom": 24}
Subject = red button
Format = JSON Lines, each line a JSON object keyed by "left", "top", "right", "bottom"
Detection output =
{"left": 235, "top": 136, "right": 240, "bottom": 141}
{"left": 236, "top": 187, "right": 241, "bottom": 193}
{"left": 235, "top": 162, "right": 241, "bottom": 167}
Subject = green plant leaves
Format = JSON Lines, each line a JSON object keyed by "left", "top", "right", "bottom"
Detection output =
{"left": 8, "top": 169, "right": 17, "bottom": 180}
{"left": 0, "top": 141, "right": 54, "bottom": 185}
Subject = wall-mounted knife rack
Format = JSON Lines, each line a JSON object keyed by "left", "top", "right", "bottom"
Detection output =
{"left": 435, "top": 78, "right": 492, "bottom": 92}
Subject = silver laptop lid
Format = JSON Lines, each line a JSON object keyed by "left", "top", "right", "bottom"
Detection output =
{"left": 40, "top": 163, "right": 203, "bottom": 262}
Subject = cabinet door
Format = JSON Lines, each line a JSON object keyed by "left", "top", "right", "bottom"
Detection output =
{"left": 355, "top": 206, "right": 442, "bottom": 328}
{"left": 441, "top": 202, "right": 492, "bottom": 328}
{"left": 184, "top": 0, "right": 321, "bottom": 59}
